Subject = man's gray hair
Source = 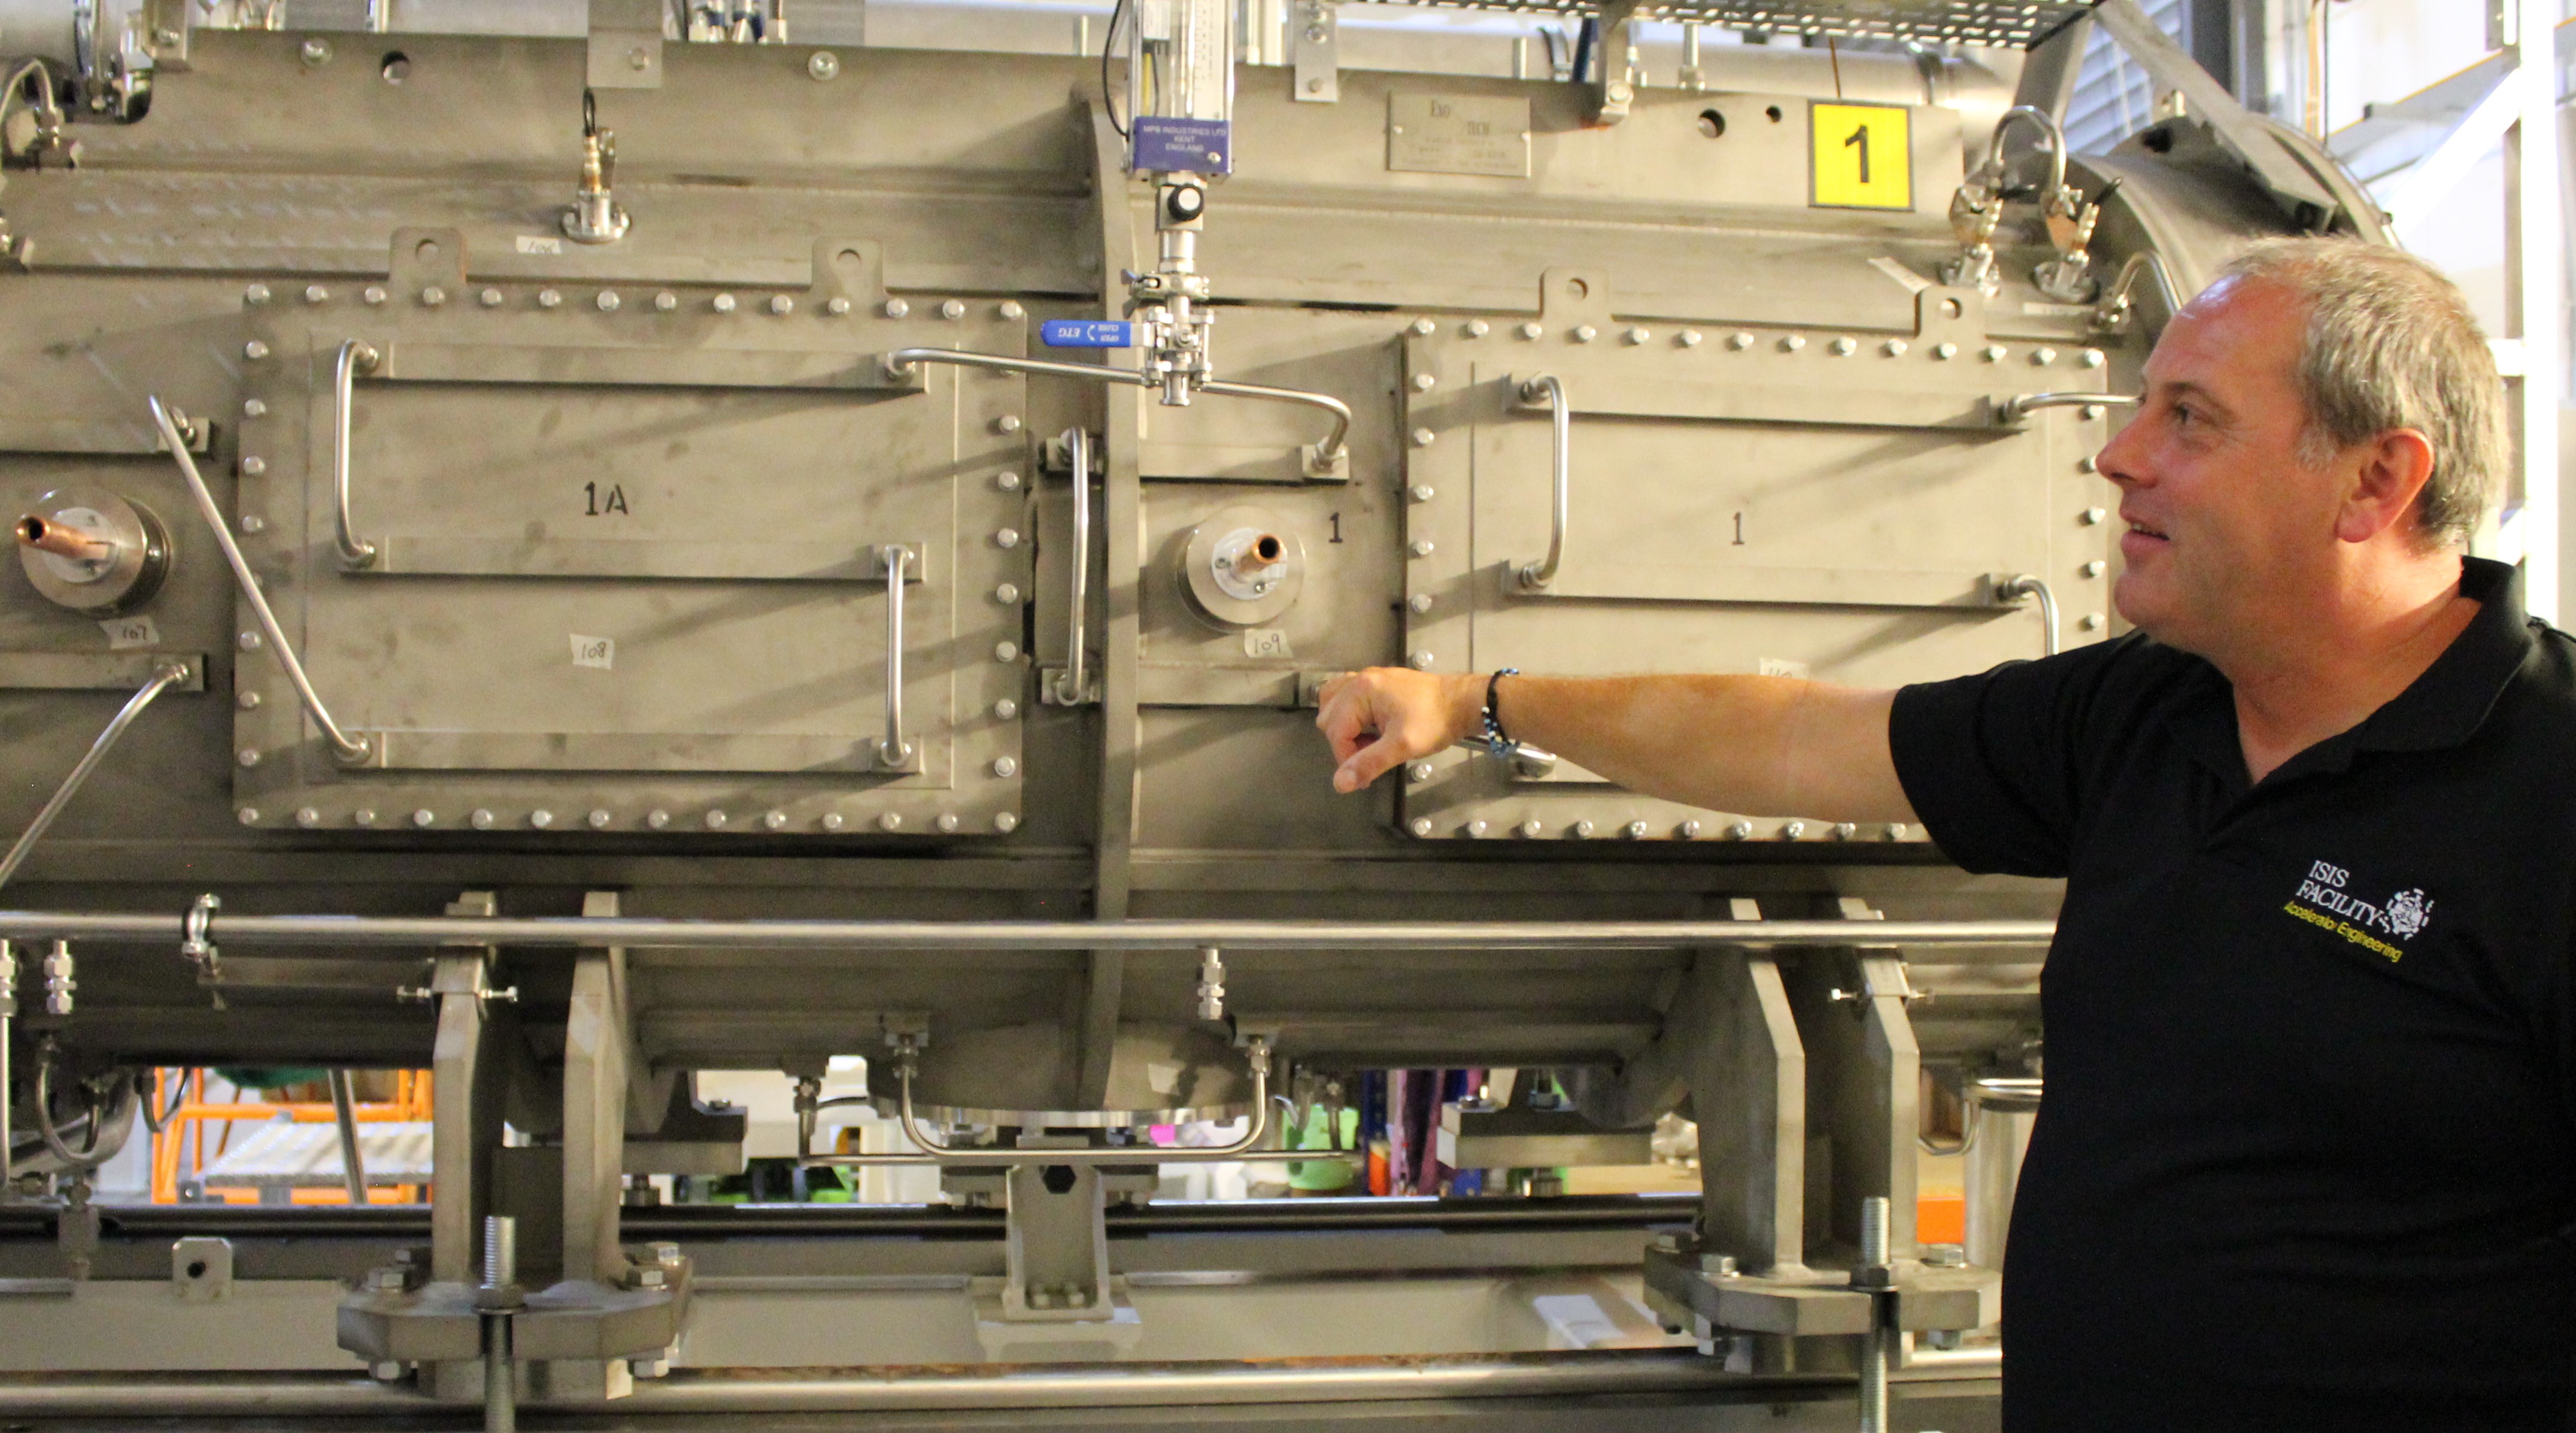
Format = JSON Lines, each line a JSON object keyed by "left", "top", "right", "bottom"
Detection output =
{"left": 2211, "top": 238, "right": 2508, "bottom": 549}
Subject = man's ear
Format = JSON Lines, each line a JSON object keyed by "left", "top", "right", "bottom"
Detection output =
{"left": 2334, "top": 428, "right": 2437, "bottom": 545}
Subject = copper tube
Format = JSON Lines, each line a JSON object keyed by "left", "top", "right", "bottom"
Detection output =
{"left": 1233, "top": 534, "right": 1284, "bottom": 576}
{"left": 15, "top": 514, "right": 117, "bottom": 565}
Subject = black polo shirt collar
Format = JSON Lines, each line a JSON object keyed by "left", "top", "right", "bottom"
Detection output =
{"left": 2161, "top": 556, "right": 2532, "bottom": 797}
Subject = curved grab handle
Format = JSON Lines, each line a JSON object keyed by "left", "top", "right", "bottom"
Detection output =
{"left": 1995, "top": 574, "right": 2062, "bottom": 658}
{"left": 875, "top": 544, "right": 915, "bottom": 770}
{"left": 1049, "top": 428, "right": 1094, "bottom": 707}
{"left": 147, "top": 395, "right": 372, "bottom": 764}
{"left": 331, "top": 341, "right": 381, "bottom": 568}
{"left": 1996, "top": 390, "right": 2139, "bottom": 426}
{"left": 1512, "top": 374, "right": 1570, "bottom": 592}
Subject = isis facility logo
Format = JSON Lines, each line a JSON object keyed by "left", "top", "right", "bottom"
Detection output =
{"left": 2284, "top": 861, "right": 2433, "bottom": 963}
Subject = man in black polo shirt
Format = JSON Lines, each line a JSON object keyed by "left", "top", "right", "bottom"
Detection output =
{"left": 1316, "top": 239, "right": 2571, "bottom": 1429}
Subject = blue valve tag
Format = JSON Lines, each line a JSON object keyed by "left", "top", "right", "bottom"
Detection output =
{"left": 1133, "top": 117, "right": 1232, "bottom": 176}
{"left": 1040, "top": 320, "right": 1136, "bottom": 349}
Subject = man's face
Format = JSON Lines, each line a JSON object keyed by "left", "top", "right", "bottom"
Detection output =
{"left": 2094, "top": 277, "right": 2342, "bottom": 656}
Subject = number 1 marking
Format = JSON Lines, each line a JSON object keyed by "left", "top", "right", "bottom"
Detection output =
{"left": 1844, "top": 123, "right": 1870, "bottom": 184}
{"left": 1732, "top": 512, "right": 1746, "bottom": 546}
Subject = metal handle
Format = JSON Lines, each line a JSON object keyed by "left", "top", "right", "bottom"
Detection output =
{"left": 876, "top": 544, "right": 914, "bottom": 769}
{"left": 1996, "top": 390, "right": 2138, "bottom": 425}
{"left": 332, "top": 341, "right": 381, "bottom": 568}
{"left": 0, "top": 661, "right": 190, "bottom": 895}
{"left": 148, "top": 395, "right": 373, "bottom": 764}
{"left": 1051, "top": 428, "right": 1094, "bottom": 706}
{"left": 1513, "top": 374, "right": 1570, "bottom": 592}
{"left": 1995, "top": 574, "right": 2062, "bottom": 657}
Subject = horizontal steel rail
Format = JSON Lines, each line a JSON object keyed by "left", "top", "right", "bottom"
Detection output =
{"left": 0, "top": 1347, "right": 2002, "bottom": 1416}
{"left": 0, "top": 910, "right": 2056, "bottom": 953}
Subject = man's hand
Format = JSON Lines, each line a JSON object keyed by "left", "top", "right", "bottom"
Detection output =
{"left": 1315, "top": 668, "right": 1479, "bottom": 793}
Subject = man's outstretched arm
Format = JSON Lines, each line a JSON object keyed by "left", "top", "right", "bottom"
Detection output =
{"left": 1313, "top": 669, "right": 1916, "bottom": 825}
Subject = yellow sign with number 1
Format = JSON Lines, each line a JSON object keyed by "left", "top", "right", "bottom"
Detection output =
{"left": 1810, "top": 101, "right": 1912, "bottom": 211}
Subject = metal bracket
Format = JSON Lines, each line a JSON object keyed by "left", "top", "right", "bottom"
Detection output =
{"left": 2089, "top": 0, "right": 2344, "bottom": 229}
{"left": 180, "top": 892, "right": 220, "bottom": 995}
{"left": 1585, "top": 1, "right": 1639, "bottom": 128}
{"left": 1291, "top": 2, "right": 1339, "bottom": 104}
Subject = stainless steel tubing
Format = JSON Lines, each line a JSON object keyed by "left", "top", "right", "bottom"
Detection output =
{"left": 0, "top": 910, "right": 2059, "bottom": 955}
{"left": 882, "top": 350, "right": 1352, "bottom": 463}
{"left": 1199, "top": 377, "right": 1354, "bottom": 463}
{"left": 877, "top": 544, "right": 913, "bottom": 768}
{"left": 2096, "top": 251, "right": 2184, "bottom": 333}
{"left": 148, "top": 396, "right": 373, "bottom": 764}
{"left": 808, "top": 1041, "right": 1274, "bottom": 1168}
{"left": 1982, "top": 104, "right": 2068, "bottom": 197}
{"left": 330, "top": 341, "right": 381, "bottom": 568}
{"left": 1513, "top": 374, "right": 1570, "bottom": 591}
{"left": 0, "top": 1351, "right": 1851, "bottom": 1416}
{"left": 326, "top": 1070, "right": 367, "bottom": 1206}
{"left": 0, "top": 662, "right": 189, "bottom": 894}
{"left": 1052, "top": 426, "right": 1093, "bottom": 705}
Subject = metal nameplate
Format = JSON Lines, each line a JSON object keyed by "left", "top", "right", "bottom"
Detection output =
{"left": 1388, "top": 95, "right": 1531, "bottom": 179}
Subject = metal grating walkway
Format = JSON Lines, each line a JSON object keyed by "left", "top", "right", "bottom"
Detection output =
{"left": 1351, "top": 1, "right": 2096, "bottom": 51}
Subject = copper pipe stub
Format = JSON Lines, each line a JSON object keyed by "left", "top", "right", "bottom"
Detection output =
{"left": 1231, "top": 534, "right": 1284, "bottom": 577}
{"left": 16, "top": 514, "right": 119, "bottom": 567}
